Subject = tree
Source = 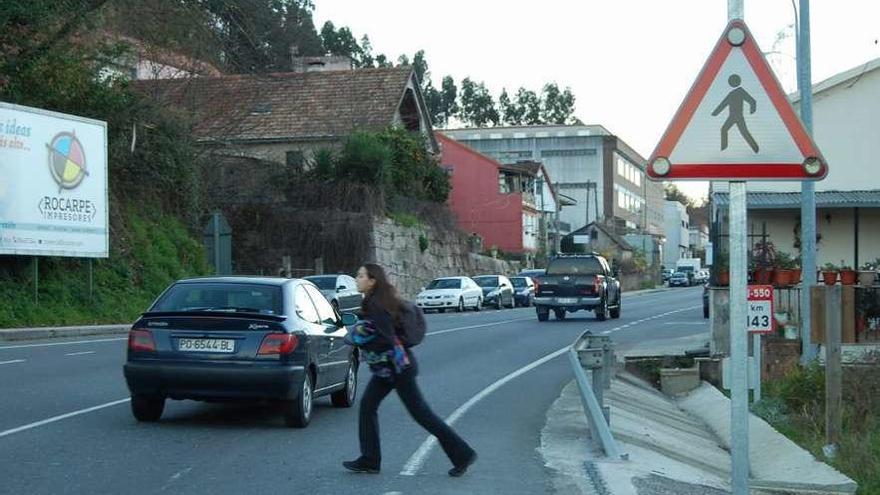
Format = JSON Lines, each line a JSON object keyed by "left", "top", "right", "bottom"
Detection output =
{"left": 440, "top": 76, "right": 459, "bottom": 123}
{"left": 411, "top": 50, "right": 428, "bottom": 86}
{"left": 397, "top": 54, "right": 410, "bottom": 66}
{"left": 375, "top": 54, "right": 392, "bottom": 67}
{"left": 499, "top": 88, "right": 523, "bottom": 125}
{"left": 516, "top": 88, "right": 542, "bottom": 125}
{"left": 541, "top": 83, "right": 577, "bottom": 124}
{"left": 459, "top": 78, "right": 499, "bottom": 127}
{"left": 358, "top": 35, "right": 374, "bottom": 67}
{"left": 320, "top": 22, "right": 360, "bottom": 59}
{"left": 423, "top": 79, "right": 443, "bottom": 126}
{"left": 664, "top": 183, "right": 693, "bottom": 207}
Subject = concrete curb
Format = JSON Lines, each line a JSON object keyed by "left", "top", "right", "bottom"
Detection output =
{"left": 0, "top": 324, "right": 131, "bottom": 342}
{"left": 678, "top": 382, "right": 858, "bottom": 494}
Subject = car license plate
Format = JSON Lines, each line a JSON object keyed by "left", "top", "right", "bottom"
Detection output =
{"left": 178, "top": 338, "right": 235, "bottom": 353}
{"left": 557, "top": 298, "right": 578, "bottom": 304}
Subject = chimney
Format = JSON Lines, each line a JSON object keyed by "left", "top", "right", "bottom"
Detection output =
{"left": 290, "top": 56, "right": 354, "bottom": 73}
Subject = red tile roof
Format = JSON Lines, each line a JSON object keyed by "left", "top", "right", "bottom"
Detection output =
{"left": 133, "top": 67, "right": 415, "bottom": 142}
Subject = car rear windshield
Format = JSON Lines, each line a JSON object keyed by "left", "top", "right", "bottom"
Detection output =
{"left": 305, "top": 276, "right": 336, "bottom": 290}
{"left": 546, "top": 257, "right": 603, "bottom": 275}
{"left": 474, "top": 276, "right": 499, "bottom": 288}
{"left": 510, "top": 277, "right": 528, "bottom": 288}
{"left": 151, "top": 283, "right": 284, "bottom": 315}
{"left": 426, "top": 279, "right": 461, "bottom": 290}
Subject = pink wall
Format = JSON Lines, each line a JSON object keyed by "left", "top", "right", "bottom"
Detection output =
{"left": 437, "top": 133, "right": 527, "bottom": 253}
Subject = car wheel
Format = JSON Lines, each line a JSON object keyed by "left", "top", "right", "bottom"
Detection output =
{"left": 331, "top": 358, "right": 358, "bottom": 408}
{"left": 610, "top": 297, "right": 621, "bottom": 319}
{"left": 474, "top": 297, "right": 483, "bottom": 311}
{"left": 506, "top": 295, "right": 516, "bottom": 309}
{"left": 596, "top": 298, "right": 609, "bottom": 321}
{"left": 704, "top": 305, "right": 710, "bottom": 319}
{"left": 439, "top": 308, "right": 447, "bottom": 313}
{"left": 537, "top": 307, "right": 549, "bottom": 322}
{"left": 554, "top": 308, "right": 566, "bottom": 321}
{"left": 283, "top": 372, "right": 313, "bottom": 428}
{"left": 525, "top": 296, "right": 532, "bottom": 307}
{"left": 456, "top": 298, "right": 465, "bottom": 313}
{"left": 131, "top": 395, "right": 165, "bottom": 422}
{"left": 496, "top": 298, "right": 503, "bottom": 310}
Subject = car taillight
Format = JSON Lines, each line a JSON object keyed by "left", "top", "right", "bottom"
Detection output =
{"left": 593, "top": 278, "right": 602, "bottom": 294}
{"left": 258, "top": 334, "right": 299, "bottom": 356}
{"left": 532, "top": 278, "right": 540, "bottom": 293}
{"left": 129, "top": 329, "right": 156, "bottom": 352}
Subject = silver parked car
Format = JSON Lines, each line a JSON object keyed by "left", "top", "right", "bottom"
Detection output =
{"left": 303, "top": 274, "right": 363, "bottom": 314}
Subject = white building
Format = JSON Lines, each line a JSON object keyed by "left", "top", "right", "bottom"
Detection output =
{"left": 664, "top": 201, "right": 690, "bottom": 268}
{"left": 689, "top": 225, "right": 709, "bottom": 252}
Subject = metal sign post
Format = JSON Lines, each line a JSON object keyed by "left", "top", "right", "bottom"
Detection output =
{"left": 729, "top": 181, "right": 749, "bottom": 494}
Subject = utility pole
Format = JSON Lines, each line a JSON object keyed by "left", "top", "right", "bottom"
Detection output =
{"left": 797, "top": 0, "right": 817, "bottom": 363}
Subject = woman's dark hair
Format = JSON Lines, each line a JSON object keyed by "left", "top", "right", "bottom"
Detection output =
{"left": 361, "top": 263, "right": 401, "bottom": 318}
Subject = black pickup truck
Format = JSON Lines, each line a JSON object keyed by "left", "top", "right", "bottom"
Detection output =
{"left": 533, "top": 254, "right": 622, "bottom": 322}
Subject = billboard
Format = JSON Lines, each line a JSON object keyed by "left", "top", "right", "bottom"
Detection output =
{"left": 0, "top": 102, "right": 108, "bottom": 258}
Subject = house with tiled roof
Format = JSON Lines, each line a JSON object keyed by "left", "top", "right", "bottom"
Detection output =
{"left": 133, "top": 60, "right": 437, "bottom": 169}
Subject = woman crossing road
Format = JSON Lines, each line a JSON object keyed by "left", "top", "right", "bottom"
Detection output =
{"left": 343, "top": 263, "right": 477, "bottom": 477}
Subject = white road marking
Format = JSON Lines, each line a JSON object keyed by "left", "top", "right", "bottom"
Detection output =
{"left": 65, "top": 351, "right": 96, "bottom": 356}
{"left": 426, "top": 318, "right": 531, "bottom": 337}
{"left": 0, "top": 359, "right": 26, "bottom": 365}
{"left": 0, "top": 398, "right": 130, "bottom": 439}
{"left": 0, "top": 337, "right": 127, "bottom": 350}
{"left": 400, "top": 346, "right": 568, "bottom": 476}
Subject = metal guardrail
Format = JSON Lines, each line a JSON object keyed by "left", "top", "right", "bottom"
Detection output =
{"left": 569, "top": 330, "right": 628, "bottom": 460}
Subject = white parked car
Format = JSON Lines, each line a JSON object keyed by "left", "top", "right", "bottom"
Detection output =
{"left": 415, "top": 277, "right": 484, "bottom": 313}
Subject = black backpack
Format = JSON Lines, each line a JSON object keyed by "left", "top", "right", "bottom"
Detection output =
{"left": 396, "top": 300, "right": 426, "bottom": 347}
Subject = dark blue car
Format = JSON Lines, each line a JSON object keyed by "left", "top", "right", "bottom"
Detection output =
{"left": 123, "top": 277, "right": 358, "bottom": 428}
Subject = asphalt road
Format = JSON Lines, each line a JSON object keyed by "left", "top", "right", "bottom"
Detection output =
{"left": 0, "top": 286, "right": 706, "bottom": 495}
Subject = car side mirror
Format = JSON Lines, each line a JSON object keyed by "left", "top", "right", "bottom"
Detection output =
{"left": 340, "top": 313, "right": 358, "bottom": 326}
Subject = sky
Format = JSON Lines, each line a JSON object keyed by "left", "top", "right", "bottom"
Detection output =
{"left": 313, "top": 0, "right": 880, "bottom": 201}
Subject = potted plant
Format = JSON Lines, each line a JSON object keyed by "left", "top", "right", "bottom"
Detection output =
{"left": 839, "top": 262, "right": 857, "bottom": 286}
{"left": 773, "top": 251, "right": 795, "bottom": 287}
{"left": 859, "top": 261, "right": 878, "bottom": 287}
{"left": 752, "top": 240, "right": 776, "bottom": 285}
{"left": 791, "top": 254, "right": 802, "bottom": 285}
{"left": 821, "top": 262, "right": 839, "bottom": 286}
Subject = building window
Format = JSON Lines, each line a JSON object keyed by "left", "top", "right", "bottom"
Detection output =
{"left": 541, "top": 149, "right": 596, "bottom": 157}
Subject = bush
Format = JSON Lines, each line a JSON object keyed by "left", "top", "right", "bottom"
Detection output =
{"left": 336, "top": 132, "right": 393, "bottom": 187}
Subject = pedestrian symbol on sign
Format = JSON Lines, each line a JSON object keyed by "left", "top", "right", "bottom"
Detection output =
{"left": 711, "top": 74, "right": 759, "bottom": 153}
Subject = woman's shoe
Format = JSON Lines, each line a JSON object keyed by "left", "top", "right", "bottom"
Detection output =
{"left": 448, "top": 452, "right": 477, "bottom": 477}
{"left": 343, "top": 458, "right": 380, "bottom": 474}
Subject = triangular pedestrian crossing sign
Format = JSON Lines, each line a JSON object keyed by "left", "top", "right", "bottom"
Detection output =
{"left": 647, "top": 20, "right": 827, "bottom": 181}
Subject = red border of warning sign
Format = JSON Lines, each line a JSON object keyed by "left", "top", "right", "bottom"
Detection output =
{"left": 647, "top": 20, "right": 827, "bottom": 181}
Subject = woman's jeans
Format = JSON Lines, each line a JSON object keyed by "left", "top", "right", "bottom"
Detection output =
{"left": 358, "top": 357, "right": 474, "bottom": 468}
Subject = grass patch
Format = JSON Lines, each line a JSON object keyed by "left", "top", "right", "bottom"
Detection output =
{"left": 388, "top": 211, "right": 421, "bottom": 229}
{"left": 0, "top": 209, "right": 210, "bottom": 328}
{"left": 753, "top": 363, "right": 880, "bottom": 494}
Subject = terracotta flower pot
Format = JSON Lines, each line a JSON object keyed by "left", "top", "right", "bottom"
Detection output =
{"left": 840, "top": 270, "right": 857, "bottom": 286}
{"left": 822, "top": 271, "right": 838, "bottom": 286}
{"left": 858, "top": 270, "right": 876, "bottom": 287}
{"left": 756, "top": 268, "right": 773, "bottom": 285}
{"left": 790, "top": 269, "right": 802, "bottom": 285}
{"left": 718, "top": 271, "right": 730, "bottom": 286}
{"left": 774, "top": 269, "right": 792, "bottom": 287}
